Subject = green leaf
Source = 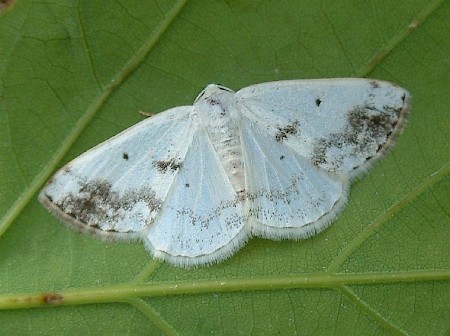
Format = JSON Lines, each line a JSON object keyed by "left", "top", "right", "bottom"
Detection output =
{"left": 1, "top": 0, "right": 449, "bottom": 335}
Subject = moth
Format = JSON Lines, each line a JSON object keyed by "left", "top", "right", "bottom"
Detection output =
{"left": 39, "top": 79, "right": 411, "bottom": 267}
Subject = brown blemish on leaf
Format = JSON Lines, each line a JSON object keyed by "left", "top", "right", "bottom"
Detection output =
{"left": 0, "top": 0, "right": 14, "bottom": 13}
{"left": 41, "top": 293, "right": 64, "bottom": 305}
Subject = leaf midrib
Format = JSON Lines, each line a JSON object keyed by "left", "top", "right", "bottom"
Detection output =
{"left": 1, "top": 269, "right": 448, "bottom": 310}
{"left": 357, "top": 0, "right": 444, "bottom": 76}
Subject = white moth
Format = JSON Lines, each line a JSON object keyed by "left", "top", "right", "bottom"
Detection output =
{"left": 39, "top": 79, "right": 411, "bottom": 267}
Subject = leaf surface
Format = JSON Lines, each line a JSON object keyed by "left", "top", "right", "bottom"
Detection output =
{"left": 0, "top": 0, "right": 449, "bottom": 335}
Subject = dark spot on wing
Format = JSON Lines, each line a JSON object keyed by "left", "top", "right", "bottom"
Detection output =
{"left": 280, "top": 155, "right": 285, "bottom": 160}
{"left": 237, "top": 189, "right": 246, "bottom": 201}
{"left": 348, "top": 107, "right": 394, "bottom": 139}
{"left": 53, "top": 179, "right": 162, "bottom": 232}
{"left": 185, "top": 183, "right": 190, "bottom": 188}
{"left": 207, "top": 98, "right": 220, "bottom": 106}
{"left": 370, "top": 80, "right": 380, "bottom": 88}
{"left": 311, "top": 105, "right": 399, "bottom": 171}
{"left": 153, "top": 158, "right": 183, "bottom": 173}
{"left": 311, "top": 139, "right": 328, "bottom": 167}
{"left": 315, "top": 98, "right": 322, "bottom": 107}
{"left": 122, "top": 153, "right": 129, "bottom": 160}
{"left": 275, "top": 121, "right": 300, "bottom": 142}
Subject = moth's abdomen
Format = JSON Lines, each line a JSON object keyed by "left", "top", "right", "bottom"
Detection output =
{"left": 210, "top": 124, "right": 245, "bottom": 195}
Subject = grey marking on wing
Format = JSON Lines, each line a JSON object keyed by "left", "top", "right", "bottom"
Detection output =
{"left": 370, "top": 80, "right": 380, "bottom": 88}
{"left": 275, "top": 120, "right": 300, "bottom": 142}
{"left": 246, "top": 175, "right": 330, "bottom": 222}
{"left": 175, "top": 195, "right": 244, "bottom": 230}
{"left": 311, "top": 105, "right": 398, "bottom": 170}
{"left": 49, "top": 179, "right": 162, "bottom": 232}
{"left": 153, "top": 158, "right": 183, "bottom": 173}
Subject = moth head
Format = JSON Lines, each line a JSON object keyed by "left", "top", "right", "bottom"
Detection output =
{"left": 194, "top": 84, "right": 235, "bottom": 104}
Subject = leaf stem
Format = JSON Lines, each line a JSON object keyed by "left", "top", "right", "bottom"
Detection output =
{"left": 1, "top": 270, "right": 448, "bottom": 310}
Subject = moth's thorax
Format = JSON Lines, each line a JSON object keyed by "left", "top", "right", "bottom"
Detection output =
{"left": 195, "top": 84, "right": 245, "bottom": 197}
{"left": 194, "top": 84, "right": 236, "bottom": 120}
